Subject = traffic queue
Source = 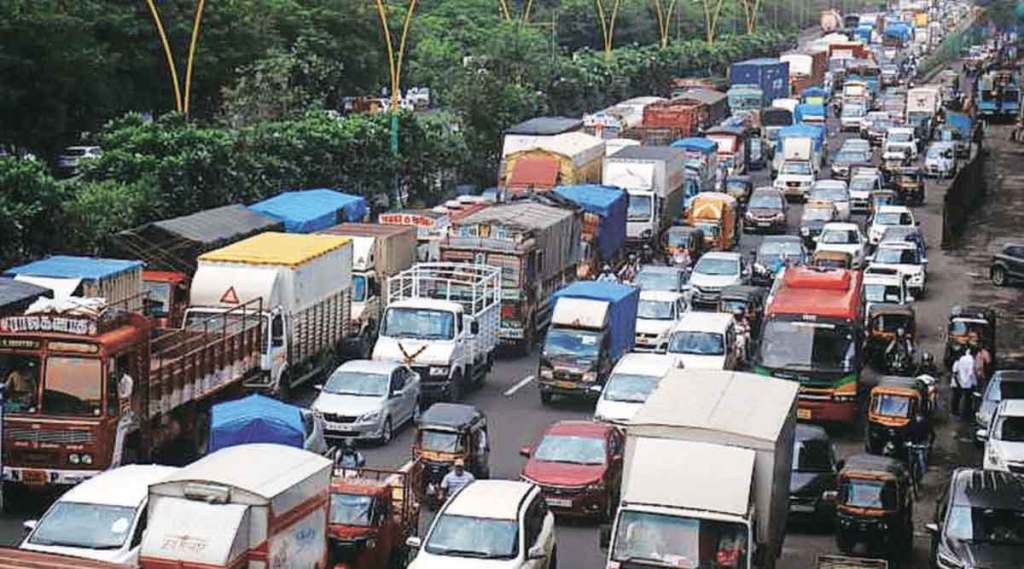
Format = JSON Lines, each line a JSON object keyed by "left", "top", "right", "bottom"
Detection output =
{"left": 2, "top": 2, "right": 1024, "bottom": 569}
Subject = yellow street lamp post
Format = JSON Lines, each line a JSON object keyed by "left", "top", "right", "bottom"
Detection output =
{"left": 143, "top": 0, "right": 207, "bottom": 116}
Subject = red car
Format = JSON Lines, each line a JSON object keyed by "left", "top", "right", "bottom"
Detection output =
{"left": 519, "top": 420, "right": 624, "bottom": 521}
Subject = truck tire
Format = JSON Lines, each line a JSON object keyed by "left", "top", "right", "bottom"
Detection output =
{"left": 194, "top": 410, "right": 211, "bottom": 457}
{"left": 448, "top": 373, "right": 463, "bottom": 402}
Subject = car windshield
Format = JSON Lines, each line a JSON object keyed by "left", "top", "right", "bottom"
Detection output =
{"left": 603, "top": 373, "right": 661, "bottom": 403}
{"left": 28, "top": 502, "right": 135, "bottom": 550}
{"left": 841, "top": 479, "right": 894, "bottom": 509}
{"left": 803, "top": 207, "right": 833, "bottom": 222}
{"left": 352, "top": 274, "right": 368, "bottom": 303}
{"left": 544, "top": 328, "right": 602, "bottom": 358}
{"left": 849, "top": 178, "right": 875, "bottom": 192}
{"left": 533, "top": 434, "right": 606, "bottom": 465}
{"left": 759, "top": 319, "right": 857, "bottom": 372}
{"left": 694, "top": 257, "right": 738, "bottom": 276}
{"left": 323, "top": 370, "right": 388, "bottom": 397}
{"left": 996, "top": 416, "right": 1024, "bottom": 442}
{"left": 927, "top": 147, "right": 952, "bottom": 159}
{"left": 668, "top": 331, "right": 725, "bottom": 356}
{"left": 888, "top": 131, "right": 912, "bottom": 142}
{"left": 725, "top": 180, "right": 749, "bottom": 192}
{"left": 875, "top": 247, "right": 920, "bottom": 264}
{"left": 667, "top": 231, "right": 694, "bottom": 247}
{"left": 1, "top": 353, "right": 41, "bottom": 414}
{"left": 793, "top": 439, "right": 833, "bottom": 472}
{"left": 43, "top": 356, "right": 103, "bottom": 417}
{"left": 758, "top": 241, "right": 803, "bottom": 260}
{"left": 420, "top": 430, "right": 463, "bottom": 453}
{"left": 872, "top": 393, "right": 913, "bottom": 418}
{"left": 425, "top": 514, "right": 519, "bottom": 559}
{"left": 382, "top": 307, "right": 454, "bottom": 340}
{"left": 946, "top": 505, "right": 1024, "bottom": 545}
{"left": 820, "top": 229, "right": 859, "bottom": 244}
{"left": 781, "top": 162, "right": 812, "bottom": 175}
{"left": 636, "top": 270, "right": 682, "bottom": 291}
{"left": 835, "top": 151, "right": 861, "bottom": 162}
{"left": 638, "top": 299, "right": 675, "bottom": 320}
{"left": 842, "top": 106, "right": 865, "bottom": 117}
{"left": 748, "top": 193, "right": 781, "bottom": 209}
{"left": 875, "top": 212, "right": 910, "bottom": 226}
{"left": 812, "top": 188, "right": 848, "bottom": 202}
{"left": 611, "top": 511, "right": 748, "bottom": 568}
{"left": 329, "top": 493, "right": 374, "bottom": 526}
{"left": 864, "top": 283, "right": 903, "bottom": 303}
{"left": 628, "top": 194, "right": 653, "bottom": 222}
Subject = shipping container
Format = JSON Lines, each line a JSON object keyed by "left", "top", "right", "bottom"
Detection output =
{"left": 729, "top": 58, "right": 791, "bottom": 105}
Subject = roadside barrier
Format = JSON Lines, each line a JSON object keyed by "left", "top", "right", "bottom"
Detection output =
{"left": 941, "top": 140, "right": 987, "bottom": 249}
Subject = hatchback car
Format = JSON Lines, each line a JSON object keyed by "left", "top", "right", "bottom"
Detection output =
{"left": 800, "top": 200, "right": 837, "bottom": 247}
{"left": 976, "top": 370, "right": 1024, "bottom": 444}
{"left": 816, "top": 223, "right": 868, "bottom": 268}
{"left": 312, "top": 359, "right": 421, "bottom": 444}
{"left": 868, "top": 205, "right": 916, "bottom": 245}
{"left": 594, "top": 353, "right": 676, "bottom": 424}
{"left": 688, "top": 252, "right": 748, "bottom": 309}
{"left": 849, "top": 174, "right": 883, "bottom": 213}
{"left": 634, "top": 290, "right": 687, "bottom": 352}
{"left": 408, "top": 480, "right": 557, "bottom": 568}
{"left": 810, "top": 180, "right": 852, "bottom": 221}
{"left": 991, "top": 242, "right": 1024, "bottom": 287}
{"left": 520, "top": 420, "right": 624, "bottom": 520}
{"left": 831, "top": 147, "right": 871, "bottom": 180}
{"left": 841, "top": 103, "right": 867, "bottom": 132}
{"left": 744, "top": 188, "right": 788, "bottom": 233}
{"left": 980, "top": 399, "right": 1024, "bottom": 473}
{"left": 634, "top": 265, "right": 688, "bottom": 292}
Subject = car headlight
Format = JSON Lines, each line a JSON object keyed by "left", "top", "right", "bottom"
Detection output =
{"left": 801, "top": 227, "right": 810, "bottom": 235}
{"left": 586, "top": 481, "right": 606, "bottom": 492}
{"left": 540, "top": 368, "right": 553, "bottom": 379}
{"left": 359, "top": 410, "right": 382, "bottom": 423}
{"left": 582, "top": 372, "right": 598, "bottom": 383}
{"left": 642, "top": 229, "right": 653, "bottom": 238}
{"left": 68, "top": 454, "right": 80, "bottom": 465}
{"left": 429, "top": 366, "right": 448, "bottom": 377}
{"left": 774, "top": 212, "right": 785, "bottom": 220}
{"left": 81, "top": 454, "right": 93, "bottom": 465}
{"left": 987, "top": 446, "right": 1004, "bottom": 468}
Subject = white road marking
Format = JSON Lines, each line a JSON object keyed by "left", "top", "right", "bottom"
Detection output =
{"left": 504, "top": 375, "right": 535, "bottom": 397}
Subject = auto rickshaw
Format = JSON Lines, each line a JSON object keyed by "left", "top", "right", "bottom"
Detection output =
{"left": 944, "top": 305, "right": 997, "bottom": 369}
{"left": 865, "top": 376, "right": 932, "bottom": 455}
{"left": 812, "top": 250, "right": 854, "bottom": 269}
{"left": 663, "top": 225, "right": 706, "bottom": 268}
{"left": 328, "top": 467, "right": 418, "bottom": 569}
{"left": 866, "top": 189, "right": 899, "bottom": 220}
{"left": 892, "top": 166, "right": 925, "bottom": 206}
{"left": 718, "top": 285, "right": 767, "bottom": 339}
{"left": 413, "top": 403, "right": 490, "bottom": 508}
{"left": 832, "top": 454, "right": 914, "bottom": 561}
{"left": 685, "top": 192, "right": 738, "bottom": 250}
{"left": 865, "top": 304, "right": 916, "bottom": 367}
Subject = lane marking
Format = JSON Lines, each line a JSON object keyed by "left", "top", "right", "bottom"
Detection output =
{"left": 504, "top": 375, "right": 535, "bottom": 397}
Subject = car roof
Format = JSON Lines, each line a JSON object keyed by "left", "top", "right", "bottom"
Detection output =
{"left": 876, "top": 240, "right": 915, "bottom": 250}
{"left": 813, "top": 180, "right": 848, "bottom": 189}
{"left": 763, "top": 235, "right": 803, "bottom": 244}
{"left": 544, "top": 420, "right": 613, "bottom": 438}
{"left": 671, "top": 311, "right": 733, "bottom": 333}
{"left": 951, "top": 468, "right": 1024, "bottom": 509}
{"left": 614, "top": 352, "right": 678, "bottom": 376}
{"left": 998, "top": 399, "right": 1024, "bottom": 416}
{"left": 443, "top": 480, "right": 534, "bottom": 519}
{"left": 795, "top": 422, "right": 830, "bottom": 442}
{"left": 337, "top": 359, "right": 402, "bottom": 375}
{"left": 750, "top": 188, "right": 784, "bottom": 197}
{"left": 61, "top": 465, "right": 179, "bottom": 508}
{"left": 822, "top": 222, "right": 860, "bottom": 231}
{"left": 639, "top": 289, "right": 685, "bottom": 302}
{"left": 877, "top": 205, "right": 911, "bottom": 214}
{"left": 701, "top": 251, "right": 742, "bottom": 260}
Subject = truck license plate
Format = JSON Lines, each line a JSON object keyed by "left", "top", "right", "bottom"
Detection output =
{"left": 797, "top": 408, "right": 812, "bottom": 420}
{"left": 22, "top": 469, "right": 46, "bottom": 485}
{"left": 554, "top": 381, "right": 576, "bottom": 390}
{"left": 546, "top": 498, "right": 572, "bottom": 508}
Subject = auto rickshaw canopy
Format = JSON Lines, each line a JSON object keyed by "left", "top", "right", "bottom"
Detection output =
{"left": 868, "top": 304, "right": 916, "bottom": 335}
{"left": 837, "top": 454, "right": 910, "bottom": 512}
{"left": 418, "top": 403, "right": 484, "bottom": 432}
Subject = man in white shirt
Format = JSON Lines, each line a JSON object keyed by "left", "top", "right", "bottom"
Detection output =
{"left": 951, "top": 349, "right": 977, "bottom": 418}
{"left": 440, "top": 458, "right": 475, "bottom": 501}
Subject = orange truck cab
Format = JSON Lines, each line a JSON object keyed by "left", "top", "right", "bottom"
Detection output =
{"left": 141, "top": 270, "right": 189, "bottom": 327}
{"left": 685, "top": 192, "right": 738, "bottom": 250}
{"left": 329, "top": 468, "right": 418, "bottom": 569}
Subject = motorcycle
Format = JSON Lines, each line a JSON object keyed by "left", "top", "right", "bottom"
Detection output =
{"left": 883, "top": 343, "right": 915, "bottom": 375}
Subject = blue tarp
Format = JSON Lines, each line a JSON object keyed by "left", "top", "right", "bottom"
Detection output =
{"left": 552, "top": 185, "right": 627, "bottom": 262}
{"left": 794, "top": 103, "right": 826, "bottom": 123}
{"left": 670, "top": 137, "right": 718, "bottom": 154}
{"left": 4, "top": 256, "right": 143, "bottom": 281}
{"left": 249, "top": 189, "right": 369, "bottom": 233}
{"left": 800, "top": 86, "right": 828, "bottom": 101}
{"left": 945, "top": 111, "right": 973, "bottom": 138}
{"left": 777, "top": 124, "right": 825, "bottom": 151}
{"left": 209, "top": 394, "right": 305, "bottom": 453}
{"left": 552, "top": 281, "right": 638, "bottom": 361}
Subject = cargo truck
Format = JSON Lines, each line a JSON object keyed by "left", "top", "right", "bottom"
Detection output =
{"left": 500, "top": 132, "right": 606, "bottom": 192}
{"left": 670, "top": 138, "right": 719, "bottom": 209}
{"left": 319, "top": 223, "right": 418, "bottom": 355}
{"left": 552, "top": 184, "right": 628, "bottom": 280}
{"left": 4, "top": 256, "right": 145, "bottom": 312}
{"left": 140, "top": 444, "right": 332, "bottom": 569}
{"left": 583, "top": 96, "right": 666, "bottom": 139}
{"left": 781, "top": 50, "right": 828, "bottom": 96}
{"left": 0, "top": 278, "right": 51, "bottom": 317}
{"left": 502, "top": 116, "right": 584, "bottom": 157}
{"left": 184, "top": 233, "right": 353, "bottom": 398}
{"left": 249, "top": 188, "right": 369, "bottom": 233}
{"left": 906, "top": 86, "right": 941, "bottom": 141}
{"left": 728, "top": 85, "right": 766, "bottom": 114}
{"left": 603, "top": 146, "right": 686, "bottom": 248}
{"left": 675, "top": 88, "right": 730, "bottom": 127}
{"left": 373, "top": 263, "right": 500, "bottom": 402}
{"left": 602, "top": 370, "right": 798, "bottom": 569}
{"left": 730, "top": 59, "right": 791, "bottom": 107}
{"left": 439, "top": 199, "right": 579, "bottom": 353}
{"left": 537, "top": 281, "right": 638, "bottom": 404}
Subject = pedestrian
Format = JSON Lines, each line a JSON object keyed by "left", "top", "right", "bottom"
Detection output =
{"left": 975, "top": 340, "right": 993, "bottom": 389}
{"left": 439, "top": 458, "right": 475, "bottom": 502}
{"left": 951, "top": 348, "right": 977, "bottom": 418}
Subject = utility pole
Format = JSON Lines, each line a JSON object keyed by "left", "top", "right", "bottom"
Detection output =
{"left": 374, "top": 0, "right": 419, "bottom": 207}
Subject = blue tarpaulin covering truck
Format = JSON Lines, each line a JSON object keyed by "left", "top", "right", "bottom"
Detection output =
{"left": 729, "top": 58, "right": 791, "bottom": 108}
{"left": 552, "top": 184, "right": 628, "bottom": 279}
{"left": 249, "top": 188, "right": 369, "bottom": 233}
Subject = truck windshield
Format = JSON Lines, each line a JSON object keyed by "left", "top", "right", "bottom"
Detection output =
{"left": 424, "top": 514, "right": 518, "bottom": 559}
{"left": 668, "top": 331, "right": 725, "bottom": 356}
{"left": 627, "top": 194, "right": 653, "bottom": 222}
{"left": 533, "top": 435, "right": 606, "bottom": 465}
{"left": 382, "top": 308, "right": 454, "bottom": 340}
{"left": 611, "top": 511, "right": 748, "bottom": 568}
{"left": 543, "top": 329, "right": 602, "bottom": 359}
{"left": 759, "top": 319, "right": 857, "bottom": 373}
{"left": 352, "top": 274, "right": 367, "bottom": 303}
{"left": 1, "top": 353, "right": 41, "bottom": 414}
{"left": 329, "top": 493, "right": 374, "bottom": 527}
{"left": 43, "top": 356, "right": 103, "bottom": 417}
{"left": 638, "top": 300, "right": 675, "bottom": 320}
{"left": 323, "top": 370, "right": 388, "bottom": 397}
{"left": 28, "top": 502, "right": 135, "bottom": 549}
{"left": 143, "top": 281, "right": 172, "bottom": 317}
{"left": 603, "top": 374, "right": 660, "bottom": 403}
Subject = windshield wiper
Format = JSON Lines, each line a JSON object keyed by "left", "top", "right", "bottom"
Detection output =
{"left": 429, "top": 547, "right": 506, "bottom": 558}
{"left": 615, "top": 554, "right": 676, "bottom": 566}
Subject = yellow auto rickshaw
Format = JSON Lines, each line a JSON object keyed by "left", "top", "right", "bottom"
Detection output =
{"left": 865, "top": 376, "right": 932, "bottom": 455}
{"left": 866, "top": 304, "right": 916, "bottom": 365}
{"left": 685, "top": 192, "right": 738, "bottom": 250}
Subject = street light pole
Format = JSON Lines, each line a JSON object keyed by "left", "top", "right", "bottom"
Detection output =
{"left": 144, "top": 0, "right": 183, "bottom": 113}
{"left": 373, "top": 0, "right": 419, "bottom": 205}
{"left": 143, "top": 0, "right": 207, "bottom": 117}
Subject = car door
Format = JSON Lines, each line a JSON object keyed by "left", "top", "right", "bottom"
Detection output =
{"left": 403, "top": 366, "right": 421, "bottom": 419}
{"left": 387, "top": 369, "right": 408, "bottom": 424}
{"left": 522, "top": 496, "right": 555, "bottom": 569}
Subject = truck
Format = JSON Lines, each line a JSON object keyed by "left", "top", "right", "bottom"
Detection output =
{"left": 883, "top": 22, "right": 912, "bottom": 47}
{"left": 140, "top": 444, "right": 332, "bottom": 569}
{"left": 675, "top": 88, "right": 730, "bottom": 127}
{"left": 622, "top": 100, "right": 704, "bottom": 145}
{"left": 373, "top": 263, "right": 500, "bottom": 401}
{"left": 705, "top": 126, "right": 749, "bottom": 176}
{"left": 248, "top": 188, "right": 369, "bottom": 233}
{"left": 827, "top": 41, "right": 871, "bottom": 62}
{"left": 0, "top": 295, "right": 264, "bottom": 498}
{"left": 820, "top": 9, "right": 842, "bottom": 33}
{"left": 603, "top": 370, "right": 799, "bottom": 569}
{"left": 583, "top": 96, "right": 666, "bottom": 139}
{"left": 729, "top": 59, "right": 790, "bottom": 107}
{"left": 0, "top": 278, "right": 51, "bottom": 317}
{"left": 537, "top": 281, "right": 638, "bottom": 404}
{"left": 976, "top": 70, "right": 1021, "bottom": 120}
{"left": 906, "top": 86, "right": 941, "bottom": 141}
{"left": 781, "top": 50, "right": 828, "bottom": 96}
{"left": 502, "top": 116, "right": 584, "bottom": 157}
{"left": 0, "top": 548, "right": 128, "bottom": 569}
{"left": 3, "top": 256, "right": 145, "bottom": 311}
{"left": 500, "top": 132, "right": 606, "bottom": 192}
{"left": 552, "top": 184, "right": 628, "bottom": 280}
{"left": 670, "top": 137, "right": 719, "bottom": 209}
{"left": 728, "top": 85, "right": 767, "bottom": 114}
{"left": 115, "top": 205, "right": 285, "bottom": 326}
{"left": 328, "top": 467, "right": 418, "bottom": 569}
{"left": 319, "top": 223, "right": 418, "bottom": 355}
{"left": 184, "top": 232, "right": 353, "bottom": 398}
{"left": 773, "top": 136, "right": 816, "bottom": 199}
{"left": 602, "top": 145, "right": 686, "bottom": 247}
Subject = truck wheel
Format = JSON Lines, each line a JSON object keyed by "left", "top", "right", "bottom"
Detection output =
{"left": 194, "top": 410, "right": 211, "bottom": 457}
{"left": 992, "top": 266, "right": 1007, "bottom": 286}
{"left": 449, "top": 374, "right": 463, "bottom": 402}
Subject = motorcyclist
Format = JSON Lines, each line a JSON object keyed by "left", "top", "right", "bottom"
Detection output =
{"left": 336, "top": 438, "right": 365, "bottom": 470}
{"left": 885, "top": 327, "right": 914, "bottom": 371}
{"left": 732, "top": 308, "right": 751, "bottom": 366}
{"left": 671, "top": 247, "right": 692, "bottom": 270}
{"left": 905, "top": 412, "right": 935, "bottom": 493}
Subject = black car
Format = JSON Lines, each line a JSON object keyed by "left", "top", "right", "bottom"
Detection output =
{"left": 744, "top": 188, "right": 788, "bottom": 234}
{"left": 991, "top": 242, "right": 1024, "bottom": 287}
{"left": 789, "top": 424, "right": 839, "bottom": 523}
{"left": 927, "top": 468, "right": 1024, "bottom": 569}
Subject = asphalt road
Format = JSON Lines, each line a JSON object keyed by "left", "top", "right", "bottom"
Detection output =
{"left": 0, "top": 64, "right": 1006, "bottom": 569}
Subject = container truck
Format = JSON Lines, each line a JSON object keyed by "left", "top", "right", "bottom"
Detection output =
{"left": 552, "top": 184, "right": 628, "bottom": 280}
{"left": 602, "top": 146, "right": 686, "bottom": 248}
{"left": 373, "top": 263, "right": 500, "bottom": 402}
{"left": 583, "top": 96, "right": 666, "bottom": 139}
{"left": 906, "top": 86, "right": 941, "bottom": 140}
{"left": 319, "top": 223, "right": 418, "bottom": 355}
{"left": 670, "top": 137, "right": 718, "bottom": 208}
{"left": 729, "top": 59, "right": 791, "bottom": 107}
{"left": 500, "top": 132, "right": 606, "bottom": 192}
{"left": 728, "top": 85, "right": 766, "bottom": 114}
{"left": 621, "top": 100, "right": 705, "bottom": 145}
{"left": 248, "top": 188, "right": 369, "bottom": 233}
{"left": 4, "top": 256, "right": 145, "bottom": 311}
{"left": 140, "top": 444, "right": 332, "bottom": 569}
{"left": 537, "top": 281, "right": 638, "bottom": 404}
{"left": 781, "top": 50, "right": 828, "bottom": 96}
{"left": 439, "top": 199, "right": 578, "bottom": 354}
{"left": 675, "top": 88, "right": 730, "bottom": 126}
{"left": 603, "top": 370, "right": 798, "bottom": 569}
{"left": 184, "top": 232, "right": 353, "bottom": 398}
{"left": 502, "top": 116, "right": 584, "bottom": 157}
{"left": 773, "top": 136, "right": 817, "bottom": 200}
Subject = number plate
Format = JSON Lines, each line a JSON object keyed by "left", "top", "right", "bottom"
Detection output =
{"left": 554, "top": 381, "right": 577, "bottom": 390}
{"left": 327, "top": 423, "right": 354, "bottom": 432}
{"left": 22, "top": 469, "right": 46, "bottom": 485}
{"left": 757, "top": 222, "right": 771, "bottom": 227}
{"left": 797, "top": 408, "right": 812, "bottom": 420}
{"left": 546, "top": 498, "right": 573, "bottom": 508}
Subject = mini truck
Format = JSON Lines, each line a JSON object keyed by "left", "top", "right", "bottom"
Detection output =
{"left": 605, "top": 370, "right": 798, "bottom": 569}
{"left": 602, "top": 145, "right": 686, "bottom": 248}
{"left": 538, "top": 281, "right": 639, "bottom": 403}
{"left": 184, "top": 232, "right": 353, "bottom": 398}
{"left": 328, "top": 467, "right": 418, "bottom": 569}
{"left": 373, "top": 263, "right": 500, "bottom": 402}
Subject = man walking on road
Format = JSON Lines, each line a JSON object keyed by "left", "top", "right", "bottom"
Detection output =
{"left": 951, "top": 348, "right": 977, "bottom": 418}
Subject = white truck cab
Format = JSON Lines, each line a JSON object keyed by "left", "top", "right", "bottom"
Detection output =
{"left": 772, "top": 138, "right": 816, "bottom": 200}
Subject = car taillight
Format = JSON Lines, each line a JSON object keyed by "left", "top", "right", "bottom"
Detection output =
{"left": 501, "top": 303, "right": 518, "bottom": 319}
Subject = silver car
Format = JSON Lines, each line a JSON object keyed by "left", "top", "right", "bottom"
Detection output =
{"left": 312, "top": 359, "right": 421, "bottom": 445}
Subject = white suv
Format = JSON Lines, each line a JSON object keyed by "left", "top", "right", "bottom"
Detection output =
{"left": 408, "top": 480, "right": 556, "bottom": 568}
{"left": 981, "top": 399, "right": 1024, "bottom": 474}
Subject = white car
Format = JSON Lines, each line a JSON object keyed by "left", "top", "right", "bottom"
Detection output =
{"left": 594, "top": 353, "right": 677, "bottom": 424}
{"left": 809, "top": 180, "right": 851, "bottom": 221}
{"left": 848, "top": 174, "right": 882, "bottom": 213}
{"left": 868, "top": 205, "right": 916, "bottom": 245}
{"left": 634, "top": 290, "right": 688, "bottom": 352}
{"left": 868, "top": 241, "right": 927, "bottom": 297}
{"left": 924, "top": 142, "right": 957, "bottom": 178}
{"left": 981, "top": 399, "right": 1024, "bottom": 473}
{"left": 840, "top": 103, "right": 867, "bottom": 131}
{"left": 665, "top": 312, "right": 737, "bottom": 370}
{"left": 883, "top": 127, "right": 919, "bottom": 160}
{"left": 21, "top": 465, "right": 178, "bottom": 565}
{"left": 773, "top": 159, "right": 816, "bottom": 199}
{"left": 816, "top": 222, "right": 868, "bottom": 268}
{"left": 687, "top": 252, "right": 748, "bottom": 308}
{"left": 408, "top": 480, "right": 556, "bottom": 568}
{"left": 312, "top": 359, "right": 421, "bottom": 444}
{"left": 57, "top": 145, "right": 102, "bottom": 171}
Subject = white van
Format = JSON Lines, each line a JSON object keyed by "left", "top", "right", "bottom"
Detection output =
{"left": 666, "top": 312, "right": 737, "bottom": 370}
{"left": 594, "top": 353, "right": 678, "bottom": 424}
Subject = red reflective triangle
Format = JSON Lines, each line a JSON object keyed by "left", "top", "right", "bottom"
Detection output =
{"left": 220, "top": 286, "right": 240, "bottom": 304}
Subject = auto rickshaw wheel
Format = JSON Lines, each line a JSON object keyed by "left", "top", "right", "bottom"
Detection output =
{"left": 992, "top": 265, "right": 1007, "bottom": 286}
{"left": 549, "top": 546, "right": 558, "bottom": 569}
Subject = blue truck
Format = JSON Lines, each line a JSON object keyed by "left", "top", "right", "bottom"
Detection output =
{"left": 248, "top": 188, "right": 368, "bottom": 233}
{"left": 671, "top": 137, "right": 718, "bottom": 208}
{"left": 729, "top": 59, "right": 790, "bottom": 108}
{"left": 552, "top": 184, "right": 628, "bottom": 279}
{"left": 537, "top": 281, "right": 639, "bottom": 403}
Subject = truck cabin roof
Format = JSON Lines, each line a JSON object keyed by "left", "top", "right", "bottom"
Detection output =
{"left": 419, "top": 403, "right": 483, "bottom": 431}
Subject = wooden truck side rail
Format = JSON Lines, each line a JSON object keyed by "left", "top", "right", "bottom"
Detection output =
{"left": 147, "top": 298, "right": 264, "bottom": 417}
{"left": 0, "top": 548, "right": 129, "bottom": 569}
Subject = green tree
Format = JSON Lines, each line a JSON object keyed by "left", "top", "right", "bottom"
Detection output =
{"left": 0, "top": 156, "right": 67, "bottom": 267}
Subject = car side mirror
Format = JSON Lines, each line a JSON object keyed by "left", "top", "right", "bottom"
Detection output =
{"left": 925, "top": 522, "right": 940, "bottom": 535}
{"left": 519, "top": 445, "right": 531, "bottom": 458}
{"left": 528, "top": 544, "right": 547, "bottom": 560}
{"left": 599, "top": 524, "right": 612, "bottom": 549}
{"left": 406, "top": 536, "right": 422, "bottom": 549}
{"left": 22, "top": 520, "right": 36, "bottom": 534}
{"left": 976, "top": 428, "right": 989, "bottom": 440}
{"left": 314, "top": 384, "right": 323, "bottom": 391}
